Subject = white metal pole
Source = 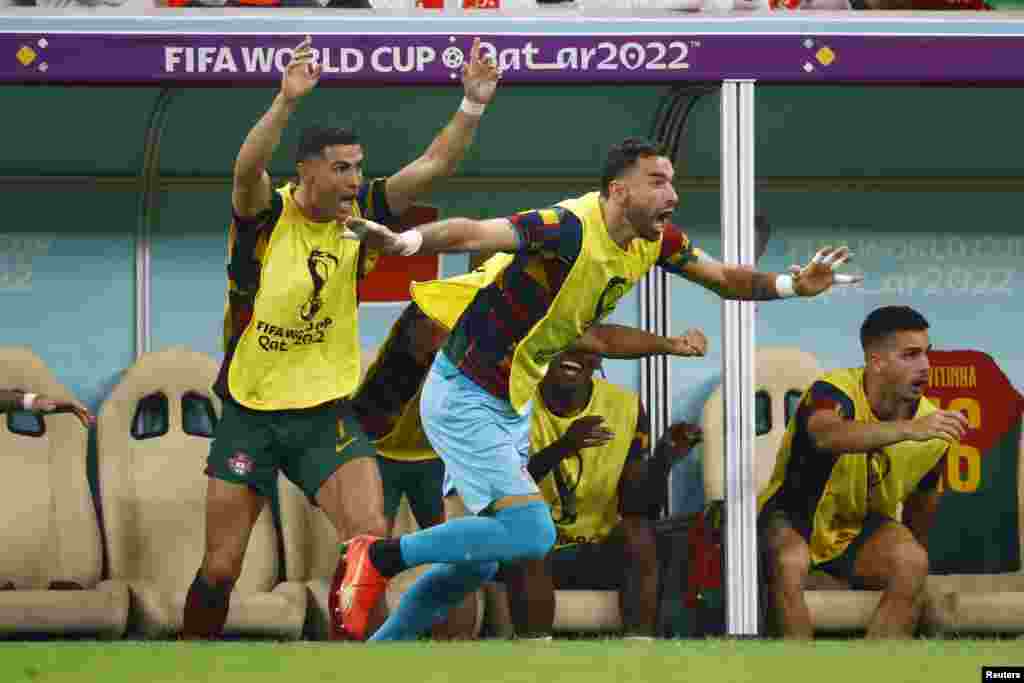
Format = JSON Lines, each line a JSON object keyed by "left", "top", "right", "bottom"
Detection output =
{"left": 720, "top": 79, "right": 759, "bottom": 636}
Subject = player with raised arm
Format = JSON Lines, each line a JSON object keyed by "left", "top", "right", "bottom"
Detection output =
{"left": 335, "top": 137, "right": 860, "bottom": 641}
{"left": 182, "top": 35, "right": 501, "bottom": 640}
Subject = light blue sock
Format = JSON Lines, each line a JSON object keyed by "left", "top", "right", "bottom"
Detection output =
{"left": 369, "top": 561, "right": 497, "bottom": 642}
{"left": 368, "top": 502, "right": 556, "bottom": 642}
{"left": 398, "top": 501, "right": 556, "bottom": 567}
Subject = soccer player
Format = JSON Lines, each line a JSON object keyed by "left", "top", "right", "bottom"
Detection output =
{"left": 343, "top": 262, "right": 706, "bottom": 639}
{"left": 351, "top": 261, "right": 708, "bottom": 537}
{"left": 501, "top": 348, "right": 661, "bottom": 639}
{"left": 181, "top": 35, "right": 500, "bottom": 639}
{"left": 0, "top": 389, "right": 93, "bottom": 428}
{"left": 335, "top": 136, "right": 859, "bottom": 641}
{"left": 758, "top": 306, "right": 967, "bottom": 639}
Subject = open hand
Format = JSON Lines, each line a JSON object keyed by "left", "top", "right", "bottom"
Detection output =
{"left": 562, "top": 415, "right": 615, "bottom": 451}
{"left": 281, "top": 36, "right": 322, "bottom": 103}
{"left": 904, "top": 409, "right": 968, "bottom": 443}
{"left": 342, "top": 216, "right": 404, "bottom": 254}
{"left": 462, "top": 38, "right": 502, "bottom": 107}
{"left": 789, "top": 246, "right": 863, "bottom": 297}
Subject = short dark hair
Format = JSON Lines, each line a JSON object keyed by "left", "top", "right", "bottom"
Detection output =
{"left": 860, "top": 306, "right": 930, "bottom": 351}
{"left": 296, "top": 126, "right": 360, "bottom": 164}
{"left": 600, "top": 137, "right": 667, "bottom": 198}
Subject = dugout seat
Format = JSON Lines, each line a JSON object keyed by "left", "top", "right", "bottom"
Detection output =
{"left": 98, "top": 347, "right": 305, "bottom": 639}
{"left": 702, "top": 346, "right": 886, "bottom": 633}
{"left": 0, "top": 346, "right": 129, "bottom": 639}
{"left": 277, "top": 346, "right": 485, "bottom": 640}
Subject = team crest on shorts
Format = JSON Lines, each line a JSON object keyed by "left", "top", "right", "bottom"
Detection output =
{"left": 228, "top": 453, "right": 254, "bottom": 476}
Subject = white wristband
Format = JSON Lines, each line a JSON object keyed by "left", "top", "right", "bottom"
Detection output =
{"left": 774, "top": 274, "right": 797, "bottom": 299}
{"left": 459, "top": 97, "right": 486, "bottom": 117}
{"left": 395, "top": 230, "right": 424, "bottom": 257}
{"left": 22, "top": 393, "right": 37, "bottom": 411}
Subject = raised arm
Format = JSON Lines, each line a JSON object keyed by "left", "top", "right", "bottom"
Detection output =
{"left": 232, "top": 36, "right": 320, "bottom": 218}
{"left": 384, "top": 38, "right": 500, "bottom": 216}
{"left": 572, "top": 324, "right": 708, "bottom": 360}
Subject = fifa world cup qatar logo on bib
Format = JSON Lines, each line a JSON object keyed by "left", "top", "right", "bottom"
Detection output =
{"left": 300, "top": 250, "right": 339, "bottom": 322}
{"left": 866, "top": 450, "right": 891, "bottom": 491}
{"left": 592, "top": 277, "right": 630, "bottom": 326}
{"left": 531, "top": 276, "right": 632, "bottom": 366}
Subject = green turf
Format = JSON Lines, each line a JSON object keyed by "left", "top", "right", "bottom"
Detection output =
{"left": 1, "top": 640, "right": 1022, "bottom": 683}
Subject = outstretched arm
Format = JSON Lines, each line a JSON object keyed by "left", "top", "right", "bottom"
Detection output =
{"left": 802, "top": 382, "right": 966, "bottom": 455}
{"left": 657, "top": 224, "right": 860, "bottom": 301}
{"left": 344, "top": 205, "right": 575, "bottom": 257}
{"left": 0, "top": 389, "right": 94, "bottom": 428}
{"left": 572, "top": 325, "right": 708, "bottom": 359}
{"left": 384, "top": 38, "right": 500, "bottom": 216}
{"left": 232, "top": 36, "right": 320, "bottom": 218}
{"left": 678, "top": 246, "right": 859, "bottom": 301}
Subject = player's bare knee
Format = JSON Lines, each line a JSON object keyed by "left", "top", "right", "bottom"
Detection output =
{"left": 351, "top": 507, "right": 389, "bottom": 538}
{"left": 885, "top": 542, "right": 929, "bottom": 596}
{"left": 202, "top": 550, "right": 244, "bottom": 587}
{"left": 771, "top": 544, "right": 810, "bottom": 589}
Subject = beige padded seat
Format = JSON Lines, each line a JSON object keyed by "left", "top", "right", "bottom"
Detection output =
{"left": 98, "top": 347, "right": 304, "bottom": 639}
{"left": 483, "top": 584, "right": 622, "bottom": 638}
{"left": 0, "top": 346, "right": 129, "bottom": 638}
{"left": 702, "top": 347, "right": 885, "bottom": 632}
{"left": 702, "top": 347, "right": 824, "bottom": 503}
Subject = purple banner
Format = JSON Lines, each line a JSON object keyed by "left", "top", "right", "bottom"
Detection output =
{"left": 3, "top": 32, "right": 1024, "bottom": 84}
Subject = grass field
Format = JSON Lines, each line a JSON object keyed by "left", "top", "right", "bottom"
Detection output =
{"left": 2, "top": 639, "right": 1022, "bottom": 683}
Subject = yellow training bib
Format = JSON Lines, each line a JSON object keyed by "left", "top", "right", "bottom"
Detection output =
{"left": 510, "top": 192, "right": 661, "bottom": 414}
{"left": 410, "top": 253, "right": 515, "bottom": 332}
{"left": 531, "top": 378, "right": 639, "bottom": 547}
{"left": 760, "top": 367, "right": 949, "bottom": 565}
{"left": 227, "top": 184, "right": 363, "bottom": 410}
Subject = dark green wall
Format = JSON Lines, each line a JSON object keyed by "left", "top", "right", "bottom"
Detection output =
{"left": 3, "top": 85, "right": 1022, "bottom": 180}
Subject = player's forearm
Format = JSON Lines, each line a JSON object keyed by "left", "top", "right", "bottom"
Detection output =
{"left": 810, "top": 419, "right": 912, "bottom": 455}
{"left": 527, "top": 440, "right": 576, "bottom": 483}
{"left": 233, "top": 94, "right": 297, "bottom": 185}
{"left": 575, "top": 324, "right": 673, "bottom": 359}
{"left": 0, "top": 389, "right": 27, "bottom": 413}
{"left": 902, "top": 489, "right": 941, "bottom": 551}
{"left": 419, "top": 110, "right": 482, "bottom": 179}
{"left": 715, "top": 265, "right": 786, "bottom": 301}
{"left": 416, "top": 218, "right": 502, "bottom": 254}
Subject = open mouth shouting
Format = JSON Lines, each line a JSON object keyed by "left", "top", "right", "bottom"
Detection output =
{"left": 559, "top": 359, "right": 585, "bottom": 377}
